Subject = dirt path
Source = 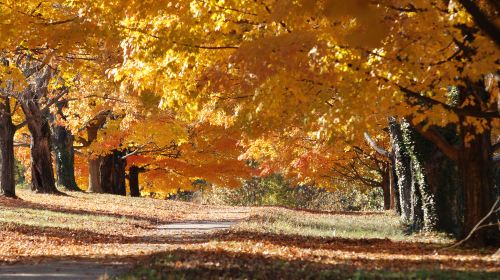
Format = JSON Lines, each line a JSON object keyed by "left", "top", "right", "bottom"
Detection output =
{"left": 0, "top": 218, "right": 246, "bottom": 280}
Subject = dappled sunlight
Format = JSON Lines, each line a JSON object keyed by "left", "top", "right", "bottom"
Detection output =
{"left": 1, "top": 192, "right": 498, "bottom": 279}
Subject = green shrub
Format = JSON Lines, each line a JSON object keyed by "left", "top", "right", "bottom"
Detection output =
{"left": 194, "top": 175, "right": 383, "bottom": 212}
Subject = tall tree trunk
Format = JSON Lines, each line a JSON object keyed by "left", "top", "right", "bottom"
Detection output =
{"left": 0, "top": 98, "right": 16, "bottom": 198}
{"left": 99, "top": 154, "right": 114, "bottom": 193}
{"left": 26, "top": 117, "right": 59, "bottom": 194}
{"left": 51, "top": 101, "right": 80, "bottom": 191}
{"left": 20, "top": 65, "right": 59, "bottom": 194}
{"left": 409, "top": 160, "right": 424, "bottom": 231}
{"left": 454, "top": 82, "right": 497, "bottom": 245}
{"left": 423, "top": 125, "right": 462, "bottom": 236}
{"left": 85, "top": 110, "right": 113, "bottom": 193}
{"left": 389, "top": 117, "right": 412, "bottom": 223}
{"left": 128, "top": 165, "right": 141, "bottom": 197}
{"left": 402, "top": 121, "right": 437, "bottom": 232}
{"left": 52, "top": 121, "right": 80, "bottom": 191}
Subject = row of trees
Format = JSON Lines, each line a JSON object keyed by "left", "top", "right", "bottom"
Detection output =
{"left": 1, "top": 1, "right": 498, "bottom": 246}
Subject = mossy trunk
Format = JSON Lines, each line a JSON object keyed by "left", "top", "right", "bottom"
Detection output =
{"left": 401, "top": 121, "right": 437, "bottom": 232}
{"left": 389, "top": 117, "right": 412, "bottom": 223}
{"left": 51, "top": 101, "right": 79, "bottom": 191}
{"left": 52, "top": 124, "right": 80, "bottom": 191}
{"left": 0, "top": 99, "right": 16, "bottom": 198}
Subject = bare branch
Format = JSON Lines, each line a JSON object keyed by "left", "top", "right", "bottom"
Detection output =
{"left": 444, "top": 197, "right": 500, "bottom": 249}
{"left": 363, "top": 132, "right": 391, "bottom": 158}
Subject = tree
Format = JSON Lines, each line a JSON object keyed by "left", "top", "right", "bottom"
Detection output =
{"left": 0, "top": 0, "right": 121, "bottom": 194}
{"left": 107, "top": 0, "right": 499, "bottom": 244}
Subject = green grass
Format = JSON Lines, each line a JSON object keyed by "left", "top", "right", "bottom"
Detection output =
{"left": 236, "top": 210, "right": 452, "bottom": 243}
{"left": 0, "top": 206, "right": 136, "bottom": 231}
{"left": 238, "top": 211, "right": 406, "bottom": 240}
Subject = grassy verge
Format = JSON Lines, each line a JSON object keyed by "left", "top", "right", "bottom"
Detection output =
{"left": 237, "top": 209, "right": 408, "bottom": 240}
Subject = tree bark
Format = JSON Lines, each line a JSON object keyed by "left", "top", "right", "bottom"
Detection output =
{"left": 20, "top": 65, "right": 60, "bottom": 194}
{"left": 88, "top": 156, "right": 104, "bottom": 193}
{"left": 458, "top": 127, "right": 497, "bottom": 246}
{"left": 26, "top": 117, "right": 59, "bottom": 194}
{"left": 53, "top": 125, "right": 79, "bottom": 191}
{"left": 390, "top": 158, "right": 401, "bottom": 215}
{"left": 88, "top": 150, "right": 126, "bottom": 195}
{"left": 409, "top": 160, "right": 424, "bottom": 231}
{"left": 85, "top": 110, "right": 114, "bottom": 193}
{"left": 88, "top": 154, "right": 113, "bottom": 193}
{"left": 381, "top": 166, "right": 391, "bottom": 210}
{"left": 402, "top": 121, "right": 438, "bottom": 232}
{"left": 51, "top": 101, "right": 80, "bottom": 191}
{"left": 129, "top": 165, "right": 141, "bottom": 197}
{"left": 422, "top": 125, "right": 462, "bottom": 236}
{"left": 389, "top": 117, "right": 412, "bottom": 223}
{"left": 111, "top": 150, "right": 126, "bottom": 195}
{"left": 0, "top": 98, "right": 16, "bottom": 198}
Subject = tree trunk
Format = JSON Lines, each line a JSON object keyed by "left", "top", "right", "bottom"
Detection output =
{"left": 0, "top": 99, "right": 16, "bottom": 198}
{"left": 20, "top": 65, "right": 59, "bottom": 194}
{"left": 111, "top": 150, "right": 126, "bottom": 196}
{"left": 88, "top": 150, "right": 126, "bottom": 195}
{"left": 88, "top": 156, "right": 104, "bottom": 193}
{"left": 27, "top": 118, "right": 59, "bottom": 194}
{"left": 409, "top": 160, "right": 424, "bottom": 231}
{"left": 129, "top": 165, "right": 141, "bottom": 197}
{"left": 99, "top": 154, "right": 114, "bottom": 193}
{"left": 51, "top": 100, "right": 80, "bottom": 191}
{"left": 458, "top": 127, "right": 497, "bottom": 246}
{"left": 85, "top": 110, "right": 113, "bottom": 193}
{"left": 389, "top": 117, "right": 412, "bottom": 223}
{"left": 423, "top": 126, "right": 462, "bottom": 236}
{"left": 401, "top": 121, "right": 438, "bottom": 232}
{"left": 88, "top": 154, "right": 113, "bottom": 193}
{"left": 389, "top": 158, "right": 401, "bottom": 215}
{"left": 381, "top": 166, "right": 391, "bottom": 210}
{"left": 52, "top": 123, "right": 80, "bottom": 191}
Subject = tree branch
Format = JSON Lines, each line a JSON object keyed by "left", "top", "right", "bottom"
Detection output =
{"left": 413, "top": 125, "right": 459, "bottom": 162}
{"left": 363, "top": 132, "right": 392, "bottom": 158}
{"left": 444, "top": 197, "right": 500, "bottom": 249}
{"left": 457, "top": 0, "right": 500, "bottom": 46}
{"left": 398, "top": 85, "right": 500, "bottom": 119}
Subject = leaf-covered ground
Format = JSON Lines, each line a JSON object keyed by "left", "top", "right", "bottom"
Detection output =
{"left": 0, "top": 190, "right": 498, "bottom": 279}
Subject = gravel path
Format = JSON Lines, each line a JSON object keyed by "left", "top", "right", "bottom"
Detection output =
{"left": 0, "top": 220, "right": 241, "bottom": 280}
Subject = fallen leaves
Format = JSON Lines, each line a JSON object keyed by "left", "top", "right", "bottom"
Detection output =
{"left": 0, "top": 190, "right": 498, "bottom": 279}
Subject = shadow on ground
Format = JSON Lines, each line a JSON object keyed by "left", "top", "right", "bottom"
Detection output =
{"left": 120, "top": 247, "right": 500, "bottom": 280}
